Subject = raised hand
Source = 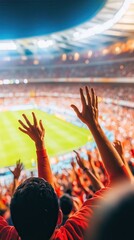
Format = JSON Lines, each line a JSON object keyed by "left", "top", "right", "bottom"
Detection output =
{"left": 71, "top": 87, "right": 98, "bottom": 129}
{"left": 74, "top": 150, "right": 104, "bottom": 191}
{"left": 113, "top": 140, "right": 133, "bottom": 179}
{"left": 113, "top": 140, "right": 124, "bottom": 159}
{"left": 87, "top": 151, "right": 93, "bottom": 169}
{"left": 71, "top": 160, "right": 76, "bottom": 169}
{"left": 71, "top": 86, "right": 132, "bottom": 184}
{"left": 9, "top": 160, "right": 23, "bottom": 196}
{"left": 74, "top": 150, "right": 86, "bottom": 170}
{"left": 87, "top": 151, "right": 92, "bottom": 162}
{"left": 18, "top": 112, "right": 54, "bottom": 187}
{"left": 18, "top": 112, "right": 45, "bottom": 149}
{"left": 9, "top": 160, "right": 23, "bottom": 180}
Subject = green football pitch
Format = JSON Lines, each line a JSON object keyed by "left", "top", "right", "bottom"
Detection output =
{"left": 0, "top": 109, "right": 91, "bottom": 169}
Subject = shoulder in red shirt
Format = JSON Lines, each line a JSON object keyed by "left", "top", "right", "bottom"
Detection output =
{"left": 0, "top": 188, "right": 108, "bottom": 240}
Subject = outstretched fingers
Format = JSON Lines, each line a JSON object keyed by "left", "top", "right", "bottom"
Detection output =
{"left": 22, "top": 114, "right": 32, "bottom": 127}
{"left": 16, "top": 160, "right": 23, "bottom": 171}
{"left": 91, "top": 88, "right": 96, "bottom": 107}
{"left": 18, "top": 127, "right": 28, "bottom": 134}
{"left": 20, "top": 163, "right": 23, "bottom": 171}
{"left": 18, "top": 119, "right": 29, "bottom": 131}
{"left": 39, "top": 120, "right": 44, "bottom": 131}
{"left": 85, "top": 86, "right": 91, "bottom": 106}
{"left": 71, "top": 104, "right": 81, "bottom": 117}
{"left": 80, "top": 88, "right": 86, "bottom": 109}
{"left": 96, "top": 95, "right": 98, "bottom": 109}
{"left": 73, "top": 150, "right": 80, "bottom": 158}
{"left": 85, "top": 87, "right": 98, "bottom": 109}
{"left": 73, "top": 150, "right": 82, "bottom": 166}
{"left": 32, "top": 112, "right": 37, "bottom": 127}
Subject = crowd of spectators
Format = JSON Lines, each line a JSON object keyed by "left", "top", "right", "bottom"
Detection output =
{"left": 0, "top": 82, "right": 133, "bottom": 102}
{"left": 0, "top": 83, "right": 133, "bottom": 166}
{"left": 0, "top": 86, "right": 133, "bottom": 240}
{"left": 0, "top": 7, "right": 133, "bottom": 238}
{"left": 0, "top": 61, "right": 134, "bottom": 78}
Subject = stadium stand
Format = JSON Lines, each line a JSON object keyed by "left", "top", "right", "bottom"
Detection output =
{"left": 0, "top": 0, "right": 134, "bottom": 239}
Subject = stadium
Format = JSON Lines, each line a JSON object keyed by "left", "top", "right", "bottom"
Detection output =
{"left": 0, "top": 0, "right": 133, "bottom": 239}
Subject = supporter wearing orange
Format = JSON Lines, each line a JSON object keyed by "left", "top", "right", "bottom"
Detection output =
{"left": 0, "top": 187, "right": 108, "bottom": 240}
{"left": 0, "top": 87, "right": 132, "bottom": 240}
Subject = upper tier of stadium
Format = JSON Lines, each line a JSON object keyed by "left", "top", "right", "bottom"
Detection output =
{"left": 0, "top": 0, "right": 134, "bottom": 57}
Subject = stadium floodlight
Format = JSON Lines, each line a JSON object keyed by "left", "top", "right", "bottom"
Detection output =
{"left": 24, "top": 79, "right": 28, "bottom": 84}
{"left": 15, "top": 79, "right": 20, "bottom": 84}
{"left": 37, "top": 39, "right": 54, "bottom": 48}
{"left": 3, "top": 79, "right": 10, "bottom": 85}
{"left": 0, "top": 42, "right": 17, "bottom": 51}
{"left": 73, "top": 0, "right": 131, "bottom": 41}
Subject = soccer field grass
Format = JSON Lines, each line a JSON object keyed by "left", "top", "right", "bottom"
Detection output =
{"left": 0, "top": 110, "right": 91, "bottom": 169}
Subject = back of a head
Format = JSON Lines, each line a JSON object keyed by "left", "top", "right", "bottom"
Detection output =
{"left": 65, "top": 188, "right": 72, "bottom": 196}
{"left": 10, "top": 177, "right": 59, "bottom": 240}
{"left": 86, "top": 183, "right": 134, "bottom": 240}
{"left": 60, "top": 194, "right": 73, "bottom": 216}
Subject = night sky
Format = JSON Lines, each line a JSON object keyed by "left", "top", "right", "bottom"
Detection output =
{"left": 0, "top": 0, "right": 106, "bottom": 39}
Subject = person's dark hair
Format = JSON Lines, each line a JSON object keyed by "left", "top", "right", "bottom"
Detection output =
{"left": 10, "top": 177, "right": 59, "bottom": 240}
{"left": 89, "top": 184, "right": 95, "bottom": 193}
{"left": 65, "top": 188, "right": 72, "bottom": 196}
{"left": 0, "top": 209, "right": 7, "bottom": 216}
{"left": 60, "top": 194, "right": 73, "bottom": 215}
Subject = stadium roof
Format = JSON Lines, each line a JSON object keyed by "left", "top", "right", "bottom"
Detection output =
{"left": 0, "top": 0, "right": 106, "bottom": 39}
{"left": 0, "top": 0, "right": 134, "bottom": 56}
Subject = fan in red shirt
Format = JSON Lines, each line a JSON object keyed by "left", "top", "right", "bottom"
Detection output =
{"left": 0, "top": 87, "right": 132, "bottom": 240}
{"left": 0, "top": 186, "right": 108, "bottom": 240}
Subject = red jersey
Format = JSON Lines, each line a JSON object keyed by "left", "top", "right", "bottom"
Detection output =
{"left": 0, "top": 188, "right": 108, "bottom": 240}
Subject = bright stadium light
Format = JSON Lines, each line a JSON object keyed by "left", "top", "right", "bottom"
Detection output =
{"left": 15, "top": 79, "right": 20, "bottom": 84}
{"left": 73, "top": 0, "right": 131, "bottom": 41}
{"left": 62, "top": 53, "right": 67, "bottom": 61}
{"left": 24, "top": 79, "right": 28, "bottom": 84}
{"left": 37, "top": 39, "right": 54, "bottom": 48}
{"left": 0, "top": 41, "right": 17, "bottom": 51}
{"left": 3, "top": 79, "right": 10, "bottom": 84}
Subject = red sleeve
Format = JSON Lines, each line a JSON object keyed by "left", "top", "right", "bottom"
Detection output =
{"left": 36, "top": 148, "right": 54, "bottom": 187}
{"left": 0, "top": 216, "right": 20, "bottom": 240}
{"left": 130, "top": 149, "right": 134, "bottom": 158}
{"left": 36, "top": 148, "right": 48, "bottom": 178}
{"left": 53, "top": 188, "right": 109, "bottom": 240}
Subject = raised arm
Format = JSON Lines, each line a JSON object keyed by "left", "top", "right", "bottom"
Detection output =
{"left": 71, "top": 160, "right": 91, "bottom": 196}
{"left": 74, "top": 150, "right": 104, "bottom": 191}
{"left": 87, "top": 151, "right": 100, "bottom": 180}
{"left": 71, "top": 87, "right": 131, "bottom": 183}
{"left": 18, "top": 112, "right": 54, "bottom": 188}
{"left": 113, "top": 140, "right": 133, "bottom": 179}
{"left": 9, "top": 160, "right": 23, "bottom": 196}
